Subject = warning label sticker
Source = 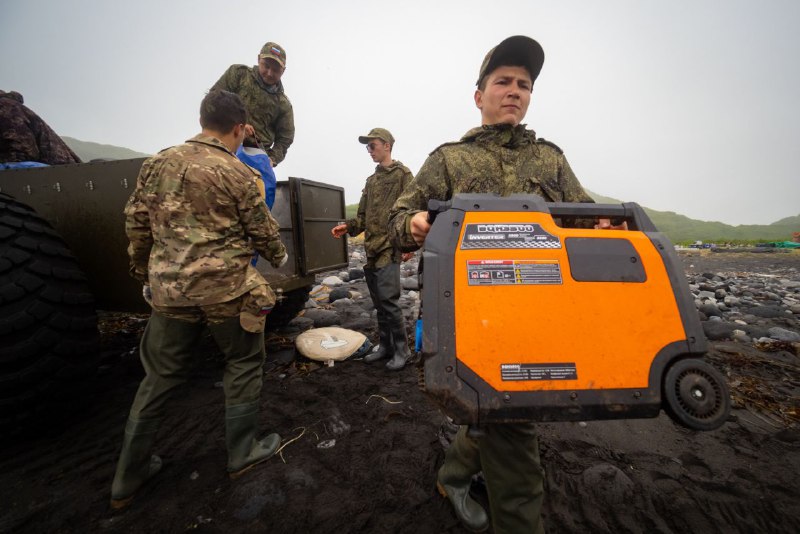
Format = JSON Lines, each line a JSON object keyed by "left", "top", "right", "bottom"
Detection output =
{"left": 467, "top": 259, "right": 562, "bottom": 285}
{"left": 501, "top": 363, "right": 578, "bottom": 381}
{"left": 460, "top": 223, "right": 561, "bottom": 250}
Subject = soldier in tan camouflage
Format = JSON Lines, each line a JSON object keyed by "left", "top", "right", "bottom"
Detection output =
{"left": 0, "top": 90, "right": 81, "bottom": 165}
{"left": 331, "top": 128, "right": 415, "bottom": 371}
{"left": 211, "top": 41, "right": 294, "bottom": 167}
{"left": 388, "top": 36, "right": 623, "bottom": 533}
{"left": 110, "top": 90, "right": 288, "bottom": 510}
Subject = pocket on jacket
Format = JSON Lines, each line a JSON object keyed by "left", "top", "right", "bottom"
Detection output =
{"left": 239, "top": 284, "right": 277, "bottom": 333}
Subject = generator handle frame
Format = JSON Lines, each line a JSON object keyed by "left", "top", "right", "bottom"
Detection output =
{"left": 427, "top": 195, "right": 656, "bottom": 232}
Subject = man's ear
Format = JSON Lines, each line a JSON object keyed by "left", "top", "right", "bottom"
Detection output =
{"left": 474, "top": 89, "right": 483, "bottom": 110}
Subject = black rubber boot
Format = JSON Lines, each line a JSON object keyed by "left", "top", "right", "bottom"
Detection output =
{"left": 226, "top": 402, "right": 281, "bottom": 480}
{"left": 385, "top": 322, "right": 411, "bottom": 371}
{"left": 110, "top": 417, "right": 163, "bottom": 510}
{"left": 364, "top": 320, "right": 393, "bottom": 363}
{"left": 436, "top": 427, "right": 489, "bottom": 532}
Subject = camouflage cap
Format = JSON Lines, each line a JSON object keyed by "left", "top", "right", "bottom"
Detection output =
{"left": 358, "top": 128, "right": 395, "bottom": 146}
{"left": 259, "top": 42, "right": 287, "bottom": 68}
{"left": 477, "top": 35, "right": 544, "bottom": 87}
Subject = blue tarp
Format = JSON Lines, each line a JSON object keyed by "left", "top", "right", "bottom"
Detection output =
{"left": 236, "top": 146, "right": 276, "bottom": 209}
{"left": 1, "top": 161, "right": 49, "bottom": 170}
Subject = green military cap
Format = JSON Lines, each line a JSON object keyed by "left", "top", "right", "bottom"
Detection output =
{"left": 259, "top": 42, "right": 287, "bottom": 68}
{"left": 476, "top": 35, "right": 544, "bottom": 87}
{"left": 358, "top": 127, "right": 395, "bottom": 146}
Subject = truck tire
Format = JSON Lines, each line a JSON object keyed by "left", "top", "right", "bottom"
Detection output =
{"left": 267, "top": 286, "right": 311, "bottom": 328}
{"left": 0, "top": 193, "right": 99, "bottom": 436}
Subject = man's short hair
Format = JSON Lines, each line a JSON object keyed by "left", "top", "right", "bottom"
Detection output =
{"left": 199, "top": 90, "right": 247, "bottom": 133}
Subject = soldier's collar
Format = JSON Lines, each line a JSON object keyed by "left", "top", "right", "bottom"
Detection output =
{"left": 188, "top": 134, "right": 235, "bottom": 156}
{"left": 462, "top": 124, "right": 535, "bottom": 147}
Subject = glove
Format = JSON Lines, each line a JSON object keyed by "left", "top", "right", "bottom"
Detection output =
{"left": 142, "top": 285, "right": 153, "bottom": 305}
{"left": 277, "top": 254, "right": 289, "bottom": 268}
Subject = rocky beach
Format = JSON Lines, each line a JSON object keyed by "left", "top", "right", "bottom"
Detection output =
{"left": 0, "top": 247, "right": 798, "bottom": 534}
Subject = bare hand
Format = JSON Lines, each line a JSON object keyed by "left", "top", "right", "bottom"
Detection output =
{"left": 594, "top": 218, "right": 629, "bottom": 230}
{"left": 244, "top": 124, "right": 256, "bottom": 137}
{"left": 410, "top": 212, "right": 431, "bottom": 245}
{"left": 401, "top": 252, "right": 414, "bottom": 262}
{"left": 331, "top": 223, "right": 348, "bottom": 238}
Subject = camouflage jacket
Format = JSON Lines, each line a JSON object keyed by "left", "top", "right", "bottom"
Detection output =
{"left": 347, "top": 160, "right": 413, "bottom": 268}
{"left": 124, "top": 134, "right": 287, "bottom": 307}
{"left": 0, "top": 91, "right": 81, "bottom": 165}
{"left": 211, "top": 65, "right": 294, "bottom": 165}
{"left": 388, "top": 124, "right": 594, "bottom": 251}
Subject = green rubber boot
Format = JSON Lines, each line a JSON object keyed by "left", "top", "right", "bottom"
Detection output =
{"left": 110, "top": 417, "right": 163, "bottom": 510}
{"left": 436, "top": 427, "right": 489, "bottom": 532}
{"left": 386, "top": 323, "right": 411, "bottom": 371}
{"left": 364, "top": 319, "right": 393, "bottom": 363}
{"left": 226, "top": 402, "right": 281, "bottom": 479}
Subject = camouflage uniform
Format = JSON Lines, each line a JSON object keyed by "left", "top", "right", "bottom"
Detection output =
{"left": 0, "top": 90, "right": 81, "bottom": 165}
{"left": 389, "top": 123, "right": 594, "bottom": 534}
{"left": 122, "top": 133, "right": 287, "bottom": 419}
{"left": 347, "top": 160, "right": 414, "bottom": 269}
{"left": 347, "top": 159, "right": 413, "bottom": 369}
{"left": 211, "top": 66, "right": 294, "bottom": 165}
{"left": 389, "top": 123, "right": 593, "bottom": 250}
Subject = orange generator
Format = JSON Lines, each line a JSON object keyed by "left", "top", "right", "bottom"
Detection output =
{"left": 420, "top": 194, "right": 730, "bottom": 431}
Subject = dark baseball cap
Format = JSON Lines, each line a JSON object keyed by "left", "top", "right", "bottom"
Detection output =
{"left": 476, "top": 36, "right": 544, "bottom": 87}
{"left": 259, "top": 42, "right": 287, "bottom": 68}
{"left": 358, "top": 128, "right": 395, "bottom": 145}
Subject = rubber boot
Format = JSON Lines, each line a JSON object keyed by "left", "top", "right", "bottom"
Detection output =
{"left": 436, "top": 427, "right": 489, "bottom": 532}
{"left": 110, "top": 417, "right": 163, "bottom": 510}
{"left": 364, "top": 320, "right": 393, "bottom": 363}
{"left": 385, "top": 322, "right": 411, "bottom": 371}
{"left": 226, "top": 402, "right": 281, "bottom": 480}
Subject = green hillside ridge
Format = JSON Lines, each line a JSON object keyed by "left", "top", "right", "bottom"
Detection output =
{"left": 346, "top": 190, "right": 799, "bottom": 243}
{"left": 587, "top": 191, "right": 797, "bottom": 243}
{"left": 63, "top": 136, "right": 151, "bottom": 162}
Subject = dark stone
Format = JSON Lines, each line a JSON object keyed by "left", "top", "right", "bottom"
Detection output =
{"left": 742, "top": 305, "right": 787, "bottom": 319}
{"left": 699, "top": 302, "right": 723, "bottom": 318}
{"left": 329, "top": 287, "right": 352, "bottom": 303}
{"left": 741, "top": 324, "right": 771, "bottom": 339}
{"left": 348, "top": 268, "right": 365, "bottom": 281}
{"left": 340, "top": 316, "right": 375, "bottom": 332}
{"left": 303, "top": 308, "right": 341, "bottom": 327}
{"left": 702, "top": 321, "right": 739, "bottom": 341}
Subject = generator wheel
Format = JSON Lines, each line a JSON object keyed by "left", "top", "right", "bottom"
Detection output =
{"left": 0, "top": 193, "right": 99, "bottom": 437}
{"left": 663, "top": 358, "right": 730, "bottom": 431}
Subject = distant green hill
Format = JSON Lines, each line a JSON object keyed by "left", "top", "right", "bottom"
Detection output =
{"left": 587, "top": 191, "right": 798, "bottom": 243}
{"left": 345, "top": 191, "right": 799, "bottom": 243}
{"left": 63, "top": 136, "right": 151, "bottom": 162}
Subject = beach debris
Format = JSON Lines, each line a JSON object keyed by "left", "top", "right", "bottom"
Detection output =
{"left": 366, "top": 394, "right": 403, "bottom": 405}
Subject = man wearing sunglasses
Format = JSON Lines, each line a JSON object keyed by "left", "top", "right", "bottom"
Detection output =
{"left": 212, "top": 41, "right": 294, "bottom": 168}
{"left": 331, "top": 128, "right": 414, "bottom": 371}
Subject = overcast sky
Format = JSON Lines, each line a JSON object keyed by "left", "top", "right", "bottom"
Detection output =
{"left": 2, "top": 0, "right": 798, "bottom": 225}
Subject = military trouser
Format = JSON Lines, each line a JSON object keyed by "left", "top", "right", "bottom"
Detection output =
{"left": 443, "top": 423, "right": 544, "bottom": 534}
{"left": 128, "top": 298, "right": 266, "bottom": 421}
{"left": 364, "top": 262, "right": 405, "bottom": 347}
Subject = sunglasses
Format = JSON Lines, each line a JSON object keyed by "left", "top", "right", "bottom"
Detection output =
{"left": 366, "top": 141, "right": 384, "bottom": 151}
